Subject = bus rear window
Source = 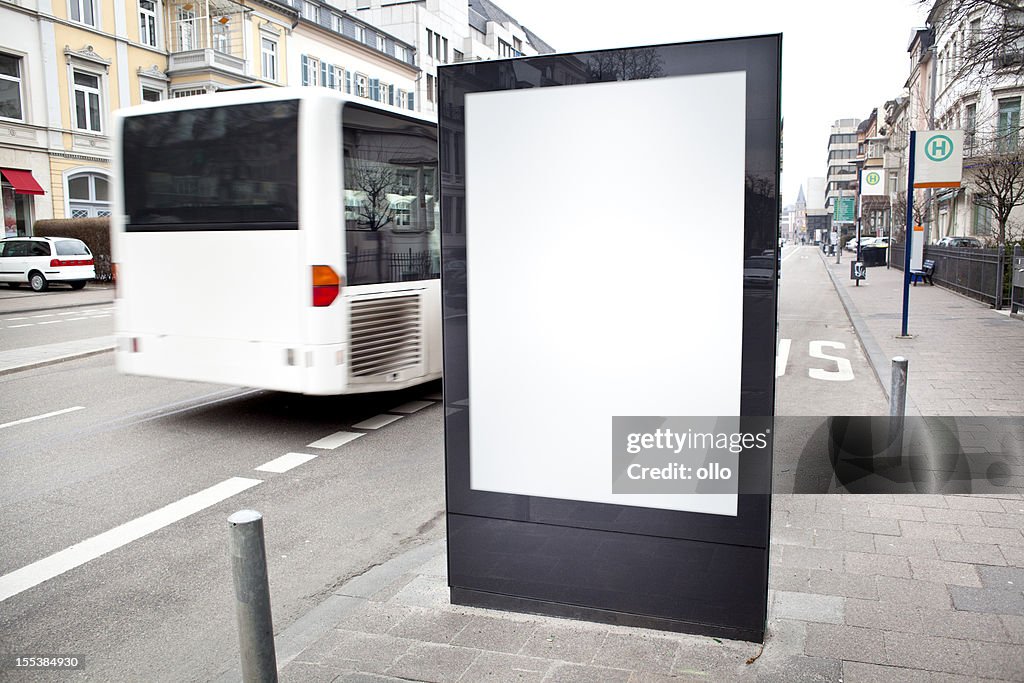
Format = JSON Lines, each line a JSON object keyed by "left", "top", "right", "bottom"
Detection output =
{"left": 343, "top": 104, "right": 440, "bottom": 285}
{"left": 122, "top": 100, "right": 299, "bottom": 231}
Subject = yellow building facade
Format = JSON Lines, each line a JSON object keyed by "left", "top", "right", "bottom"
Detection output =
{"left": 2, "top": 0, "right": 417, "bottom": 230}
{"left": 0, "top": 0, "right": 296, "bottom": 228}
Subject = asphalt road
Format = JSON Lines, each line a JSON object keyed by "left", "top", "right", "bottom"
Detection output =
{"left": 773, "top": 244, "right": 890, "bottom": 493}
{"left": 0, "top": 303, "right": 113, "bottom": 350}
{"left": 0, "top": 351, "right": 445, "bottom": 681}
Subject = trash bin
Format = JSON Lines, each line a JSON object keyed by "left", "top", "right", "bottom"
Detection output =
{"left": 861, "top": 245, "right": 887, "bottom": 267}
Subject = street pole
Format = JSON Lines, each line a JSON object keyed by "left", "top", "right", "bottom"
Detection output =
{"left": 889, "top": 356, "right": 909, "bottom": 466}
{"left": 901, "top": 131, "right": 917, "bottom": 337}
{"left": 229, "top": 510, "right": 278, "bottom": 683}
{"left": 855, "top": 162, "right": 863, "bottom": 285}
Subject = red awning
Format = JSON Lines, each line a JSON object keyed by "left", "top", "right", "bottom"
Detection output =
{"left": 0, "top": 168, "right": 45, "bottom": 195}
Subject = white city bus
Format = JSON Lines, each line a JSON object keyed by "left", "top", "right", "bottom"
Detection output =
{"left": 111, "top": 87, "right": 441, "bottom": 395}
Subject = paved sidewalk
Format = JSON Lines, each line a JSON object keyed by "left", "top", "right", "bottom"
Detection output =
{"left": 0, "top": 335, "right": 115, "bottom": 375}
{"left": 821, "top": 252, "right": 1024, "bottom": 417}
{"left": 0, "top": 283, "right": 114, "bottom": 315}
{"left": 261, "top": 248, "right": 1024, "bottom": 682}
{"left": 270, "top": 493, "right": 1023, "bottom": 682}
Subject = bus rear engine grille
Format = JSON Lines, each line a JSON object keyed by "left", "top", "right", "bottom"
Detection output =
{"left": 349, "top": 294, "right": 423, "bottom": 378}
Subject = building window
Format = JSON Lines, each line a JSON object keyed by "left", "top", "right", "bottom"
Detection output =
{"left": 172, "top": 88, "right": 207, "bottom": 98}
{"left": 397, "top": 89, "right": 407, "bottom": 109}
{"left": 261, "top": 37, "right": 278, "bottom": 81}
{"left": 176, "top": 7, "right": 197, "bottom": 51}
{"left": 355, "top": 72, "right": 367, "bottom": 98}
{"left": 395, "top": 45, "right": 409, "bottom": 62}
{"left": 498, "top": 39, "right": 513, "bottom": 58}
{"left": 301, "top": 55, "right": 320, "bottom": 87}
{"left": 376, "top": 35, "right": 386, "bottom": 52}
{"left": 0, "top": 53, "right": 24, "bottom": 121}
{"left": 442, "top": 37, "right": 448, "bottom": 63}
{"left": 426, "top": 73, "right": 434, "bottom": 102}
{"left": 426, "top": 29, "right": 434, "bottom": 57}
{"left": 141, "top": 86, "right": 162, "bottom": 102}
{"left": 70, "top": 0, "right": 97, "bottom": 27}
{"left": 301, "top": 1, "right": 319, "bottom": 23}
{"left": 453, "top": 49, "right": 464, "bottom": 63}
{"left": 331, "top": 14, "right": 343, "bottom": 33}
{"left": 67, "top": 172, "right": 110, "bottom": 217}
{"left": 513, "top": 37, "right": 522, "bottom": 54}
{"left": 354, "top": 25, "right": 365, "bottom": 44}
{"left": 72, "top": 70, "right": 102, "bottom": 133}
{"left": 212, "top": 21, "right": 230, "bottom": 54}
{"left": 139, "top": 0, "right": 158, "bottom": 48}
{"left": 997, "top": 97, "right": 1020, "bottom": 152}
{"left": 964, "top": 102, "right": 977, "bottom": 153}
{"left": 972, "top": 197, "right": 992, "bottom": 236}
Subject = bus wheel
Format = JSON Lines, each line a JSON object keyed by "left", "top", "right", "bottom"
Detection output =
{"left": 29, "top": 272, "right": 49, "bottom": 292}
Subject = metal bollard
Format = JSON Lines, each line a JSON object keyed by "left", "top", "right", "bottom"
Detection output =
{"left": 229, "top": 510, "right": 278, "bottom": 683}
{"left": 889, "top": 357, "right": 909, "bottom": 466}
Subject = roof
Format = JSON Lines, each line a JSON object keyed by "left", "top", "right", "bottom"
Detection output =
{"left": 467, "top": 0, "right": 554, "bottom": 54}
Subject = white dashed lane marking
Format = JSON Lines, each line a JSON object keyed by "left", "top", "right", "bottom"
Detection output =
{"left": 256, "top": 452, "right": 317, "bottom": 473}
{"left": 351, "top": 414, "right": 404, "bottom": 430}
{"left": 307, "top": 431, "right": 364, "bottom": 449}
{"left": 0, "top": 477, "right": 262, "bottom": 602}
{"left": 390, "top": 400, "right": 433, "bottom": 414}
{"left": 0, "top": 406, "right": 85, "bottom": 430}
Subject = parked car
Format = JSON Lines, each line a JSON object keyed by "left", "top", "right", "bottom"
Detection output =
{"left": 743, "top": 256, "right": 775, "bottom": 288}
{"left": 845, "top": 236, "right": 876, "bottom": 252}
{"left": 935, "top": 236, "right": 983, "bottom": 248}
{"left": 0, "top": 236, "right": 96, "bottom": 291}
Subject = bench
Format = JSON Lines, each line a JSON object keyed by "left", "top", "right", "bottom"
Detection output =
{"left": 910, "top": 259, "right": 935, "bottom": 286}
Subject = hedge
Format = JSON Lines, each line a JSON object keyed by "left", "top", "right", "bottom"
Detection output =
{"left": 32, "top": 217, "right": 113, "bottom": 281}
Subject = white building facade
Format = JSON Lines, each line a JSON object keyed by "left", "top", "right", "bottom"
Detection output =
{"left": 339, "top": 0, "right": 553, "bottom": 118}
{"left": 929, "top": 1, "right": 1024, "bottom": 242}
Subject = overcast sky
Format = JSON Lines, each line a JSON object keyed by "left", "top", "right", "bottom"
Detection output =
{"left": 489, "top": 0, "right": 930, "bottom": 207}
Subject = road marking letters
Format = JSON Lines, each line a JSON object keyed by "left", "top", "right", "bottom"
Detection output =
{"left": 776, "top": 339, "right": 855, "bottom": 382}
{"left": 808, "top": 340, "right": 855, "bottom": 381}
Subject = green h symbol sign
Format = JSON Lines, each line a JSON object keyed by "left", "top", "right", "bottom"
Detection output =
{"left": 925, "top": 135, "right": 954, "bottom": 162}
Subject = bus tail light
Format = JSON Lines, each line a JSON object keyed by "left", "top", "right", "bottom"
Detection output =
{"left": 312, "top": 265, "right": 341, "bottom": 307}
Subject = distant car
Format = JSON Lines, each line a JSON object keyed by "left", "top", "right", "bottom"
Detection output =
{"left": 936, "top": 236, "right": 983, "bottom": 248}
{"left": 0, "top": 236, "right": 96, "bottom": 292}
{"left": 862, "top": 237, "right": 889, "bottom": 248}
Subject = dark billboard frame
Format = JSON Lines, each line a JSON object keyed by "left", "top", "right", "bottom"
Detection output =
{"left": 438, "top": 34, "right": 781, "bottom": 643}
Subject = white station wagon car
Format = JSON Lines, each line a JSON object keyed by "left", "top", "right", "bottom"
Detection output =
{"left": 0, "top": 236, "right": 96, "bottom": 291}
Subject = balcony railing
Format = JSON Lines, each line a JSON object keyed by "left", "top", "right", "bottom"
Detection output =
{"left": 168, "top": 48, "right": 246, "bottom": 77}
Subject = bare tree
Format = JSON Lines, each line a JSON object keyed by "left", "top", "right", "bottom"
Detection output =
{"left": 586, "top": 48, "right": 663, "bottom": 81}
{"left": 966, "top": 136, "right": 1024, "bottom": 245}
{"left": 348, "top": 161, "right": 397, "bottom": 232}
{"left": 891, "top": 191, "right": 937, "bottom": 243}
{"left": 924, "top": 0, "right": 1024, "bottom": 85}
